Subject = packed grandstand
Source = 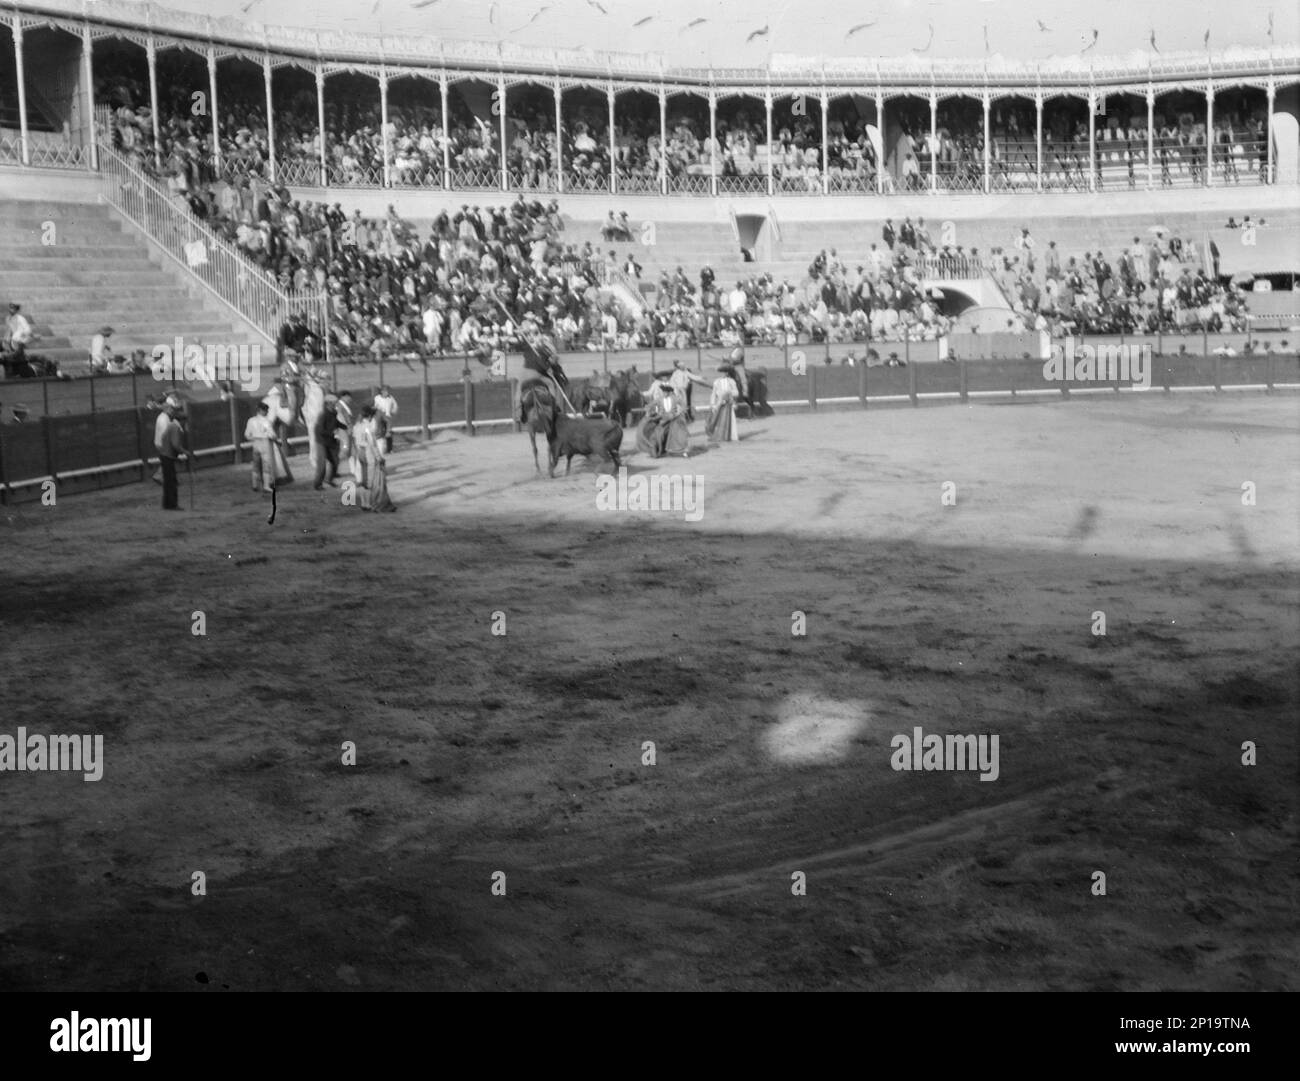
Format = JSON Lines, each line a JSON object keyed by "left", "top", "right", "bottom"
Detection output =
{"left": 0, "top": 0, "right": 1297, "bottom": 374}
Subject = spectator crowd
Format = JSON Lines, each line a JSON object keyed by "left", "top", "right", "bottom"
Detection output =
{"left": 78, "top": 65, "right": 1258, "bottom": 363}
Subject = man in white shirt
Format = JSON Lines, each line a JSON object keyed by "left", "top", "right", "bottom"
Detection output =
{"left": 867, "top": 244, "right": 886, "bottom": 281}
{"left": 4, "top": 303, "right": 33, "bottom": 372}
{"left": 154, "top": 391, "right": 178, "bottom": 453}
{"left": 154, "top": 395, "right": 188, "bottom": 510}
{"left": 422, "top": 305, "right": 443, "bottom": 351}
{"left": 1014, "top": 228, "right": 1036, "bottom": 272}
{"left": 372, "top": 386, "right": 398, "bottom": 453}
{"left": 669, "top": 358, "right": 711, "bottom": 422}
{"left": 89, "top": 325, "right": 114, "bottom": 375}
{"left": 243, "top": 401, "right": 278, "bottom": 492}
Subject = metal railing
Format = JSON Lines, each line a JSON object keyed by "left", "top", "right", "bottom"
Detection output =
{"left": 215, "top": 155, "right": 271, "bottom": 185}
{"left": 389, "top": 164, "right": 447, "bottom": 188}
{"left": 615, "top": 170, "right": 662, "bottom": 194}
{"left": 718, "top": 173, "right": 770, "bottom": 194}
{"left": 827, "top": 173, "right": 877, "bottom": 194}
{"left": 918, "top": 255, "right": 986, "bottom": 279}
{"left": 0, "top": 139, "right": 94, "bottom": 169}
{"left": 773, "top": 172, "right": 825, "bottom": 195}
{"left": 563, "top": 169, "right": 608, "bottom": 193}
{"left": 325, "top": 161, "right": 385, "bottom": 188}
{"left": 97, "top": 144, "right": 325, "bottom": 345}
{"left": 275, "top": 158, "right": 323, "bottom": 186}
{"left": 667, "top": 172, "right": 713, "bottom": 195}
{"left": 448, "top": 164, "right": 501, "bottom": 190}
{"left": 0, "top": 134, "right": 26, "bottom": 165}
{"left": 506, "top": 164, "right": 557, "bottom": 192}
{"left": 933, "top": 169, "right": 986, "bottom": 193}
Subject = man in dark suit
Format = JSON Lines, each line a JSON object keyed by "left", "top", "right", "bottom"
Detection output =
{"left": 276, "top": 311, "right": 308, "bottom": 366}
{"left": 312, "top": 394, "right": 341, "bottom": 489}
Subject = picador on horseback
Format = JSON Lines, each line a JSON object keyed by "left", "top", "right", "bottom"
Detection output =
{"left": 519, "top": 317, "right": 573, "bottom": 410}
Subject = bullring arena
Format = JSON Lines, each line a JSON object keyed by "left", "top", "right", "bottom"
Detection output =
{"left": 0, "top": 0, "right": 1297, "bottom": 1002}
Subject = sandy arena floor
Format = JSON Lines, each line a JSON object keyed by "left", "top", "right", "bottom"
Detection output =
{"left": 1, "top": 395, "right": 1296, "bottom": 990}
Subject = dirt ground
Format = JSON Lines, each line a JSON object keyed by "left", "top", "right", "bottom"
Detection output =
{"left": 1, "top": 395, "right": 1297, "bottom": 991}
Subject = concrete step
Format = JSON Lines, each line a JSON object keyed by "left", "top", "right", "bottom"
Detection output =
{"left": 0, "top": 244, "right": 150, "bottom": 260}
{"left": 23, "top": 295, "right": 198, "bottom": 313}
{"left": 32, "top": 320, "right": 248, "bottom": 339}
{"left": 0, "top": 203, "right": 117, "bottom": 222}
{"left": 28, "top": 304, "right": 197, "bottom": 320}
{"left": 0, "top": 200, "right": 267, "bottom": 365}
{"left": 0, "top": 253, "right": 167, "bottom": 270}
{"left": 40, "top": 324, "right": 252, "bottom": 340}
{"left": 0, "top": 227, "right": 132, "bottom": 246}
{"left": 33, "top": 337, "right": 260, "bottom": 362}
{"left": 0, "top": 270, "right": 198, "bottom": 287}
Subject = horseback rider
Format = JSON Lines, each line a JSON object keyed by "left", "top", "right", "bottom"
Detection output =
{"left": 520, "top": 319, "right": 568, "bottom": 388}
{"left": 520, "top": 317, "right": 573, "bottom": 410}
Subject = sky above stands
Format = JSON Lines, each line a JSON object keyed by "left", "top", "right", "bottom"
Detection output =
{"left": 129, "top": 0, "right": 1297, "bottom": 67}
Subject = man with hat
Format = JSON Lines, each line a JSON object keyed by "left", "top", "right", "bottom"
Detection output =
{"left": 636, "top": 372, "right": 690, "bottom": 459}
{"left": 519, "top": 317, "right": 570, "bottom": 399}
{"left": 154, "top": 394, "right": 188, "bottom": 510}
{"left": 311, "top": 392, "right": 341, "bottom": 490}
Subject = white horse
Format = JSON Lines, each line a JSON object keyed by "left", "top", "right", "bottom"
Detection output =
{"left": 300, "top": 366, "right": 328, "bottom": 473}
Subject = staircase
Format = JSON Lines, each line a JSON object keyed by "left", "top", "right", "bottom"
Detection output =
{"left": 0, "top": 201, "right": 265, "bottom": 374}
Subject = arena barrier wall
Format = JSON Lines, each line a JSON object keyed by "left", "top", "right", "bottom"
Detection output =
{"left": 5, "top": 330, "right": 1288, "bottom": 425}
{"left": 3, "top": 355, "right": 1298, "bottom": 502}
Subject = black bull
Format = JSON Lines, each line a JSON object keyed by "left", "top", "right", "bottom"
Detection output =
{"left": 520, "top": 380, "right": 623, "bottom": 477}
{"left": 548, "top": 412, "right": 622, "bottom": 477}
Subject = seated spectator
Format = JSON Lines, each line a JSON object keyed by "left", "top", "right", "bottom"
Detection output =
{"left": 89, "top": 326, "right": 116, "bottom": 374}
